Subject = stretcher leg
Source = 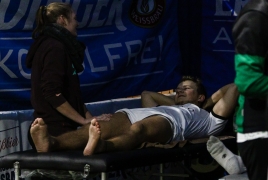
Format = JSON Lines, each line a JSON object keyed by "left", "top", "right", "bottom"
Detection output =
{"left": 13, "top": 161, "right": 20, "bottom": 180}
{"left": 160, "top": 163, "right": 163, "bottom": 180}
{"left": 101, "top": 172, "right": 107, "bottom": 180}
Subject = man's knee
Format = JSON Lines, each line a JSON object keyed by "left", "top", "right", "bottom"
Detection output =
{"left": 129, "top": 123, "right": 145, "bottom": 139}
{"left": 99, "top": 113, "right": 131, "bottom": 140}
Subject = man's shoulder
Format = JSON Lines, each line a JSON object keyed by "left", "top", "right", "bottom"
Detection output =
{"left": 181, "top": 103, "right": 201, "bottom": 108}
{"left": 174, "top": 103, "right": 208, "bottom": 112}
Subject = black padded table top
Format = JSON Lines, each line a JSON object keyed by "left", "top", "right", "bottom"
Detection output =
{"left": 0, "top": 138, "right": 236, "bottom": 173}
{"left": 0, "top": 148, "right": 184, "bottom": 172}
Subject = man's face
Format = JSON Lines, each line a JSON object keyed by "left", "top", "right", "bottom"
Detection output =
{"left": 174, "top": 80, "right": 200, "bottom": 105}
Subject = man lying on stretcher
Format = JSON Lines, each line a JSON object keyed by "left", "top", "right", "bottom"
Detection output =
{"left": 30, "top": 76, "right": 239, "bottom": 155}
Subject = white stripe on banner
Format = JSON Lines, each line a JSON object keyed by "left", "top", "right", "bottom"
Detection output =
{"left": 81, "top": 71, "right": 164, "bottom": 86}
{"left": 0, "top": 88, "right": 31, "bottom": 92}
{"left": 0, "top": 71, "right": 164, "bottom": 91}
{"left": 212, "top": 50, "right": 235, "bottom": 52}
{"left": 0, "top": 32, "right": 116, "bottom": 40}
{"left": 213, "top": 20, "right": 235, "bottom": 22}
{"left": 0, "top": 37, "right": 32, "bottom": 40}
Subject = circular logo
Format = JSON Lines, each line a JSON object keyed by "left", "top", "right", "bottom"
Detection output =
{"left": 129, "top": 0, "right": 165, "bottom": 28}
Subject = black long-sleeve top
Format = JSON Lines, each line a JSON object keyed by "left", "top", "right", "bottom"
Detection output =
{"left": 26, "top": 35, "right": 85, "bottom": 136}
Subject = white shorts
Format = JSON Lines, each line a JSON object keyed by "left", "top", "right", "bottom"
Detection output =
{"left": 116, "top": 107, "right": 183, "bottom": 143}
{"left": 116, "top": 105, "right": 227, "bottom": 143}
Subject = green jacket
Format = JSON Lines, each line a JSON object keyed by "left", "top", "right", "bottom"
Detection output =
{"left": 233, "top": 0, "right": 268, "bottom": 133}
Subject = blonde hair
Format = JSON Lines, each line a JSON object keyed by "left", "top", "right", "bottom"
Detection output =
{"left": 32, "top": 2, "right": 73, "bottom": 39}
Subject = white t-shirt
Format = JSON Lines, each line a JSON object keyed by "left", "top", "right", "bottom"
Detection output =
{"left": 116, "top": 103, "right": 227, "bottom": 143}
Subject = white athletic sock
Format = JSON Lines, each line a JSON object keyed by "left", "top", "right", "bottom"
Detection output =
{"left": 207, "top": 136, "right": 247, "bottom": 175}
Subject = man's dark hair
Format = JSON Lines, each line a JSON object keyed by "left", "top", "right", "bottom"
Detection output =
{"left": 181, "top": 76, "right": 207, "bottom": 100}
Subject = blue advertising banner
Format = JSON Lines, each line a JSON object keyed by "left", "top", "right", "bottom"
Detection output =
{"left": 0, "top": 0, "right": 181, "bottom": 111}
{"left": 201, "top": 0, "right": 249, "bottom": 95}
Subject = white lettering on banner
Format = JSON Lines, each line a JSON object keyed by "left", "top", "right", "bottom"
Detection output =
{"left": 233, "top": 0, "right": 248, "bottom": 16}
{"left": 103, "top": 35, "right": 163, "bottom": 70}
{"left": 0, "top": 35, "right": 163, "bottom": 78}
{"left": 105, "top": 0, "right": 126, "bottom": 31}
{"left": 0, "top": 0, "right": 29, "bottom": 30}
{"left": 214, "top": 0, "right": 249, "bottom": 16}
{"left": 88, "top": 1, "right": 109, "bottom": 27}
{"left": 23, "top": 0, "right": 42, "bottom": 30}
{"left": 141, "top": 37, "right": 157, "bottom": 63}
{"left": 84, "top": 47, "right": 108, "bottom": 73}
{"left": 215, "top": 0, "right": 232, "bottom": 16}
{"left": 0, "top": 0, "right": 126, "bottom": 31}
{"left": 125, "top": 40, "right": 143, "bottom": 65}
{"left": 213, "top": 27, "right": 232, "bottom": 44}
{"left": 18, "top": 49, "right": 31, "bottom": 79}
{"left": 104, "top": 43, "right": 123, "bottom": 70}
{"left": 71, "top": 0, "right": 93, "bottom": 28}
{"left": 0, "top": 50, "right": 18, "bottom": 78}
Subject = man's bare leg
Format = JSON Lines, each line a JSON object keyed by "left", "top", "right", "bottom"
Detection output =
{"left": 54, "top": 113, "right": 131, "bottom": 151}
{"left": 103, "top": 116, "right": 173, "bottom": 151}
{"left": 30, "top": 113, "right": 132, "bottom": 152}
{"left": 30, "top": 118, "right": 52, "bottom": 152}
{"left": 83, "top": 115, "right": 173, "bottom": 156}
{"left": 83, "top": 119, "right": 102, "bottom": 156}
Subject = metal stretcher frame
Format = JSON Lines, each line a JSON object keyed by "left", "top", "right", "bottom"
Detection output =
{"left": 0, "top": 137, "right": 236, "bottom": 180}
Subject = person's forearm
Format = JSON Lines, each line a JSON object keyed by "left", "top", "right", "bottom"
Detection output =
{"left": 84, "top": 104, "right": 93, "bottom": 119}
{"left": 203, "top": 83, "right": 235, "bottom": 109}
{"left": 56, "top": 101, "right": 87, "bottom": 125}
{"left": 211, "top": 83, "right": 234, "bottom": 103}
{"left": 141, "top": 91, "right": 174, "bottom": 108}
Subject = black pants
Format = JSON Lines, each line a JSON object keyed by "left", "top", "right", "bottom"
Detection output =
{"left": 238, "top": 138, "right": 268, "bottom": 180}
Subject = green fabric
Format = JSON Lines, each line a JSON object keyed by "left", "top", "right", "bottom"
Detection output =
{"left": 234, "top": 54, "right": 268, "bottom": 133}
{"left": 235, "top": 95, "right": 245, "bottom": 133}
{"left": 235, "top": 54, "right": 268, "bottom": 99}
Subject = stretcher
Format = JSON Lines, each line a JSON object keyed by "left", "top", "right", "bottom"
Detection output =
{"left": 0, "top": 136, "right": 236, "bottom": 180}
{"left": 0, "top": 97, "right": 237, "bottom": 179}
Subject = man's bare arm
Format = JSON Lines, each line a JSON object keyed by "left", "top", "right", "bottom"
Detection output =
{"left": 56, "top": 102, "right": 93, "bottom": 125}
{"left": 141, "top": 90, "right": 175, "bottom": 108}
{"left": 84, "top": 104, "right": 93, "bottom": 119}
{"left": 202, "top": 84, "right": 233, "bottom": 110}
{"left": 208, "top": 83, "right": 239, "bottom": 119}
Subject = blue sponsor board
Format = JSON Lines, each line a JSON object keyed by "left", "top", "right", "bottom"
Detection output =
{"left": 200, "top": 0, "right": 249, "bottom": 95}
{"left": 0, "top": 0, "right": 181, "bottom": 111}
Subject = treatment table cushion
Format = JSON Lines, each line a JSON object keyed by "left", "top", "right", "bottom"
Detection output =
{"left": 0, "top": 137, "right": 236, "bottom": 173}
